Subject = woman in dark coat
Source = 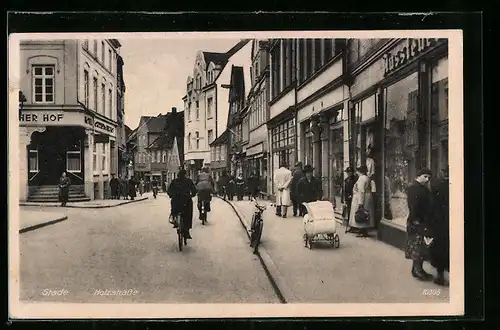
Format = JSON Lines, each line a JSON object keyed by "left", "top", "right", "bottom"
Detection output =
{"left": 297, "top": 165, "right": 323, "bottom": 215}
{"left": 405, "top": 168, "right": 434, "bottom": 281}
{"left": 290, "top": 162, "right": 304, "bottom": 217}
{"left": 58, "top": 172, "right": 71, "bottom": 206}
{"left": 247, "top": 171, "right": 260, "bottom": 199}
{"left": 120, "top": 177, "right": 128, "bottom": 200}
{"left": 128, "top": 177, "right": 137, "bottom": 200}
{"left": 235, "top": 174, "right": 245, "bottom": 200}
{"left": 167, "top": 169, "right": 197, "bottom": 239}
{"left": 429, "top": 167, "right": 450, "bottom": 286}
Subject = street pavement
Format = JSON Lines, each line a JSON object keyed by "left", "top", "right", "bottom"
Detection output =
{"left": 228, "top": 199, "right": 450, "bottom": 303}
{"left": 19, "top": 196, "right": 279, "bottom": 303}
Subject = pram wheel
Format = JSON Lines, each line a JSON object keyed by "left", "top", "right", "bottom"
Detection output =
{"left": 334, "top": 234, "right": 340, "bottom": 248}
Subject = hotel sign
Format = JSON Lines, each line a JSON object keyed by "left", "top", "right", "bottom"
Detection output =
{"left": 84, "top": 116, "right": 115, "bottom": 135}
{"left": 383, "top": 38, "right": 446, "bottom": 76}
{"left": 19, "top": 112, "right": 64, "bottom": 123}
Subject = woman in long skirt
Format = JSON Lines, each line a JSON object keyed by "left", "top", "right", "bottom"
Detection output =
{"left": 348, "top": 165, "right": 375, "bottom": 237}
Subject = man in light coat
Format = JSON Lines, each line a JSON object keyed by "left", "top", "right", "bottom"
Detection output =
{"left": 273, "top": 162, "right": 293, "bottom": 218}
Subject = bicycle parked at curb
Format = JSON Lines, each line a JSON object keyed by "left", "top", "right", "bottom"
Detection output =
{"left": 249, "top": 197, "right": 266, "bottom": 254}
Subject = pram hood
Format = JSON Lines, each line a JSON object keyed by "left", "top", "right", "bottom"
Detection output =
{"left": 302, "top": 201, "right": 336, "bottom": 221}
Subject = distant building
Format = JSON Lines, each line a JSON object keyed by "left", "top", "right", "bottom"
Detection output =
{"left": 145, "top": 108, "right": 184, "bottom": 187}
{"left": 182, "top": 40, "right": 252, "bottom": 179}
{"left": 19, "top": 39, "right": 122, "bottom": 202}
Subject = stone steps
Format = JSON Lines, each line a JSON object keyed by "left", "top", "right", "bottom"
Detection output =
{"left": 28, "top": 185, "right": 90, "bottom": 202}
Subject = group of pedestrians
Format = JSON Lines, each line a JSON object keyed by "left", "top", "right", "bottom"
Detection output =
{"left": 109, "top": 174, "right": 138, "bottom": 200}
{"left": 273, "top": 162, "right": 323, "bottom": 218}
{"left": 216, "top": 170, "right": 260, "bottom": 201}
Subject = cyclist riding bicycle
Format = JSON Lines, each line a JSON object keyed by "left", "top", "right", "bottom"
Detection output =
{"left": 167, "top": 169, "right": 197, "bottom": 239}
{"left": 195, "top": 167, "right": 214, "bottom": 218}
{"left": 152, "top": 178, "right": 159, "bottom": 197}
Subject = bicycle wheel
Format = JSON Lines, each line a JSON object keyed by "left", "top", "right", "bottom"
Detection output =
{"left": 177, "top": 216, "right": 184, "bottom": 251}
{"left": 252, "top": 221, "right": 264, "bottom": 254}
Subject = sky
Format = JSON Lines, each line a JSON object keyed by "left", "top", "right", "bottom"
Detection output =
{"left": 120, "top": 38, "right": 242, "bottom": 130}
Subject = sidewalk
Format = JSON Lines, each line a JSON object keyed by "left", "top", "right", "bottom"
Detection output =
{"left": 20, "top": 209, "right": 68, "bottom": 233}
{"left": 226, "top": 198, "right": 450, "bottom": 303}
{"left": 20, "top": 196, "right": 149, "bottom": 208}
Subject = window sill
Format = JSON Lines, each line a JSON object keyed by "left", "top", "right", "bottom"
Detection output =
{"left": 32, "top": 101, "right": 56, "bottom": 105}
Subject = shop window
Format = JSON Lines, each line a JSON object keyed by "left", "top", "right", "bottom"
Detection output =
{"left": 67, "top": 141, "right": 82, "bottom": 172}
{"left": 32, "top": 65, "right": 55, "bottom": 103}
{"left": 29, "top": 144, "right": 39, "bottom": 172}
{"left": 430, "top": 57, "right": 449, "bottom": 176}
{"left": 384, "top": 71, "right": 419, "bottom": 223}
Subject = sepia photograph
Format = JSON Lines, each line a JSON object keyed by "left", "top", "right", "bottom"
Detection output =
{"left": 8, "top": 30, "right": 464, "bottom": 319}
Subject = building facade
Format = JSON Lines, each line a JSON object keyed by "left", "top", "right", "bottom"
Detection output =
{"left": 346, "top": 38, "right": 449, "bottom": 248}
{"left": 116, "top": 54, "right": 127, "bottom": 179}
{"left": 183, "top": 40, "right": 252, "bottom": 179}
{"left": 209, "top": 130, "right": 228, "bottom": 191}
{"left": 245, "top": 39, "right": 271, "bottom": 196}
{"left": 19, "top": 39, "right": 121, "bottom": 202}
{"left": 145, "top": 108, "right": 185, "bottom": 188}
{"left": 262, "top": 37, "right": 449, "bottom": 250}
{"left": 132, "top": 114, "right": 167, "bottom": 182}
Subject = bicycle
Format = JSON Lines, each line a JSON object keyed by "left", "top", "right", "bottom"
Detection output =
{"left": 170, "top": 212, "right": 187, "bottom": 251}
{"left": 249, "top": 197, "right": 267, "bottom": 254}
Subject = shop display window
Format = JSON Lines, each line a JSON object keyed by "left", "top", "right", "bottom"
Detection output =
{"left": 430, "top": 57, "right": 449, "bottom": 176}
{"left": 384, "top": 71, "right": 419, "bottom": 224}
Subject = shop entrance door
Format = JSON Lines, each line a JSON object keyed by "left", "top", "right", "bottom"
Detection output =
{"left": 38, "top": 128, "right": 67, "bottom": 185}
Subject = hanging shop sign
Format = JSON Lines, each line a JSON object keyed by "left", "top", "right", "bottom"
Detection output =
{"left": 383, "top": 38, "right": 446, "bottom": 76}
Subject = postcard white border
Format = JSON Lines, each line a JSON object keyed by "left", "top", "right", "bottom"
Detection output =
{"left": 8, "top": 30, "right": 464, "bottom": 319}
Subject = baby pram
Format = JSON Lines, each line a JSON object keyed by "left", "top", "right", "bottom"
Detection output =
{"left": 302, "top": 201, "right": 340, "bottom": 249}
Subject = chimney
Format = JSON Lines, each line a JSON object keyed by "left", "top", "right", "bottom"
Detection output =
{"left": 172, "top": 107, "right": 177, "bottom": 113}
{"left": 158, "top": 113, "right": 162, "bottom": 116}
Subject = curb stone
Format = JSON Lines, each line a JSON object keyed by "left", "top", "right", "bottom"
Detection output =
{"left": 19, "top": 196, "right": 149, "bottom": 209}
{"left": 216, "top": 196, "right": 297, "bottom": 304}
{"left": 20, "top": 215, "right": 68, "bottom": 234}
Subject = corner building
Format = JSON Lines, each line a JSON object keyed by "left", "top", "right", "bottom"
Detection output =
{"left": 19, "top": 39, "right": 121, "bottom": 202}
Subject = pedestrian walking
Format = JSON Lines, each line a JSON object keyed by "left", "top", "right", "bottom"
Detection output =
{"left": 227, "top": 175, "right": 236, "bottom": 201}
{"left": 110, "top": 174, "right": 120, "bottom": 200}
{"left": 348, "top": 165, "right": 375, "bottom": 238}
{"left": 297, "top": 165, "right": 323, "bottom": 215}
{"left": 128, "top": 177, "right": 137, "bottom": 200}
{"left": 58, "top": 171, "right": 71, "bottom": 207}
{"left": 235, "top": 173, "right": 245, "bottom": 201}
{"left": 217, "top": 170, "right": 230, "bottom": 200}
{"left": 341, "top": 167, "right": 358, "bottom": 232}
{"left": 429, "top": 167, "right": 450, "bottom": 286}
{"left": 120, "top": 176, "right": 128, "bottom": 200}
{"left": 138, "top": 178, "right": 145, "bottom": 196}
{"left": 290, "top": 162, "right": 305, "bottom": 217}
{"left": 273, "top": 162, "right": 293, "bottom": 218}
{"left": 247, "top": 171, "right": 260, "bottom": 200}
{"left": 405, "top": 168, "right": 434, "bottom": 281}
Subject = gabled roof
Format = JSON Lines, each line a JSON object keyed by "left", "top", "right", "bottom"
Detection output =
{"left": 210, "top": 129, "right": 229, "bottom": 146}
{"left": 146, "top": 111, "right": 185, "bottom": 150}
{"left": 226, "top": 66, "right": 246, "bottom": 128}
{"left": 202, "top": 52, "right": 229, "bottom": 69}
{"left": 145, "top": 116, "right": 168, "bottom": 133}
